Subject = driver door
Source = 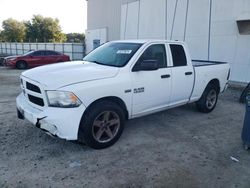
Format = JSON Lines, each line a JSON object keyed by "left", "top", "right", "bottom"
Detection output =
{"left": 29, "top": 51, "right": 45, "bottom": 67}
{"left": 131, "top": 44, "right": 172, "bottom": 116}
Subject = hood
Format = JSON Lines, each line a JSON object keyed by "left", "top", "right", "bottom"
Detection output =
{"left": 5, "top": 55, "right": 19, "bottom": 60}
{"left": 22, "top": 61, "right": 119, "bottom": 89}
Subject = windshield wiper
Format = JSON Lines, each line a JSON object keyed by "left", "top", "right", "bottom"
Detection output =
{"left": 85, "top": 60, "right": 105, "bottom": 65}
{"left": 85, "top": 60, "right": 119, "bottom": 67}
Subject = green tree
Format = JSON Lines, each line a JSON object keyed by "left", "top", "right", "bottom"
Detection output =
{"left": 66, "top": 33, "right": 85, "bottom": 43}
{"left": 1, "top": 18, "right": 26, "bottom": 42}
{"left": 25, "top": 15, "right": 66, "bottom": 42}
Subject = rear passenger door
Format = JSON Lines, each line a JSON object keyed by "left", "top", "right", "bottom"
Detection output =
{"left": 44, "top": 51, "right": 60, "bottom": 64}
{"left": 169, "top": 44, "right": 194, "bottom": 105}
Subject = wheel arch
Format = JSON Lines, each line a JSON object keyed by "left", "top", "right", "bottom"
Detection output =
{"left": 207, "top": 79, "right": 220, "bottom": 93}
{"left": 83, "top": 96, "right": 129, "bottom": 120}
{"left": 77, "top": 96, "right": 128, "bottom": 144}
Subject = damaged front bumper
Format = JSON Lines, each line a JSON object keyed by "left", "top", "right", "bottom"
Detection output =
{"left": 16, "top": 93, "right": 86, "bottom": 140}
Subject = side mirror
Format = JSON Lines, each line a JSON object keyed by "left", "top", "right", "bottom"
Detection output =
{"left": 132, "top": 60, "right": 159, "bottom": 72}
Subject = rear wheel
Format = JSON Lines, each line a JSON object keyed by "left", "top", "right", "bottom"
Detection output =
{"left": 78, "top": 101, "right": 125, "bottom": 149}
{"left": 196, "top": 84, "right": 219, "bottom": 113}
{"left": 16, "top": 61, "right": 27, "bottom": 69}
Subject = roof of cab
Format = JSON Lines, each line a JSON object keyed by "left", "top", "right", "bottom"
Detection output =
{"left": 111, "top": 39, "right": 185, "bottom": 45}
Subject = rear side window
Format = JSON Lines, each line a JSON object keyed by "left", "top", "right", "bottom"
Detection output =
{"left": 138, "top": 44, "right": 167, "bottom": 68}
{"left": 170, "top": 44, "right": 187, "bottom": 67}
{"left": 32, "top": 51, "right": 44, "bottom": 56}
{"left": 45, "top": 51, "right": 61, "bottom": 56}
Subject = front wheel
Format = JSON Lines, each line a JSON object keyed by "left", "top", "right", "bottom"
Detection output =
{"left": 16, "top": 61, "right": 27, "bottom": 69}
{"left": 196, "top": 84, "right": 219, "bottom": 113}
{"left": 78, "top": 101, "right": 125, "bottom": 149}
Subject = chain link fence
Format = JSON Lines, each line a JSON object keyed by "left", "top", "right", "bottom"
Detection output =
{"left": 0, "top": 42, "right": 85, "bottom": 61}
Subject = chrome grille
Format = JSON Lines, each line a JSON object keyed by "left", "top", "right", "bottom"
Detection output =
{"left": 21, "top": 77, "right": 45, "bottom": 108}
{"left": 26, "top": 82, "right": 41, "bottom": 93}
{"left": 28, "top": 94, "right": 44, "bottom": 106}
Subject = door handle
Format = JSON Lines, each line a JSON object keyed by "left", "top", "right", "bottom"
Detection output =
{"left": 185, "top": 72, "right": 193, "bottom": 75}
{"left": 161, "top": 74, "right": 171, "bottom": 79}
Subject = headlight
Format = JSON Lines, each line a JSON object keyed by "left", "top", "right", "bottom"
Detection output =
{"left": 46, "top": 91, "right": 82, "bottom": 108}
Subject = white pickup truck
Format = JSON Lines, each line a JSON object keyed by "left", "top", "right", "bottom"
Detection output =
{"left": 16, "top": 40, "right": 230, "bottom": 149}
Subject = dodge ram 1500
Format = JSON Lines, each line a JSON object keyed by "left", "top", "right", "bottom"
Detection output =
{"left": 16, "top": 40, "right": 230, "bottom": 149}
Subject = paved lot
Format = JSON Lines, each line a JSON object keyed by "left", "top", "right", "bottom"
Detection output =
{"left": 0, "top": 66, "right": 249, "bottom": 188}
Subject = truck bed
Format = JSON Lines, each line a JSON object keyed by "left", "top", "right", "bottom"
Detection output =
{"left": 192, "top": 60, "right": 228, "bottom": 67}
{"left": 190, "top": 59, "right": 230, "bottom": 103}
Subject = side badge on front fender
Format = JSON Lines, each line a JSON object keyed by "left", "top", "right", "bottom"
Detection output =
{"left": 134, "top": 87, "right": 144, "bottom": 93}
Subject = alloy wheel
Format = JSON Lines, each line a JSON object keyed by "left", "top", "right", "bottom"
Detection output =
{"left": 92, "top": 111, "right": 120, "bottom": 143}
{"left": 206, "top": 89, "right": 217, "bottom": 109}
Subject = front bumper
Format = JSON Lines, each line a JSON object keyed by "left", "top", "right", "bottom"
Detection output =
{"left": 16, "top": 93, "right": 86, "bottom": 140}
{"left": 5, "top": 60, "right": 16, "bottom": 68}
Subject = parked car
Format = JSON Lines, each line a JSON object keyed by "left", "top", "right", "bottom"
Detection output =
{"left": 16, "top": 40, "right": 230, "bottom": 149}
{"left": 4, "top": 50, "right": 70, "bottom": 69}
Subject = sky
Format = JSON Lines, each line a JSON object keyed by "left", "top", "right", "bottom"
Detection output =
{"left": 0, "top": 0, "right": 87, "bottom": 33}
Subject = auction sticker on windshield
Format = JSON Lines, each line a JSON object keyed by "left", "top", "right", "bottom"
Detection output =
{"left": 117, "top": 50, "right": 132, "bottom": 54}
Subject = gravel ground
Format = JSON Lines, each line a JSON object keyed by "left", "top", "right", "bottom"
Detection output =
{"left": 0, "top": 66, "right": 250, "bottom": 188}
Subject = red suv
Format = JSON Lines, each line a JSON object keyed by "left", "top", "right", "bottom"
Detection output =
{"left": 4, "top": 50, "right": 70, "bottom": 69}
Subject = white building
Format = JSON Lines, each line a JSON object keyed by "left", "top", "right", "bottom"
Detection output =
{"left": 86, "top": 0, "right": 250, "bottom": 83}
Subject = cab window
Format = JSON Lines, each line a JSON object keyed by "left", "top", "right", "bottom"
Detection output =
{"left": 170, "top": 44, "right": 187, "bottom": 67}
{"left": 137, "top": 44, "right": 167, "bottom": 68}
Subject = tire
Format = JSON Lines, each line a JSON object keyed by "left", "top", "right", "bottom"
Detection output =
{"left": 16, "top": 61, "right": 27, "bottom": 69}
{"left": 78, "top": 101, "right": 125, "bottom": 149}
{"left": 196, "top": 84, "right": 219, "bottom": 113}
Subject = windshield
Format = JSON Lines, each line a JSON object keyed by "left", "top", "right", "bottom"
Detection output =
{"left": 83, "top": 42, "right": 143, "bottom": 67}
{"left": 23, "top": 50, "right": 34, "bottom": 56}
